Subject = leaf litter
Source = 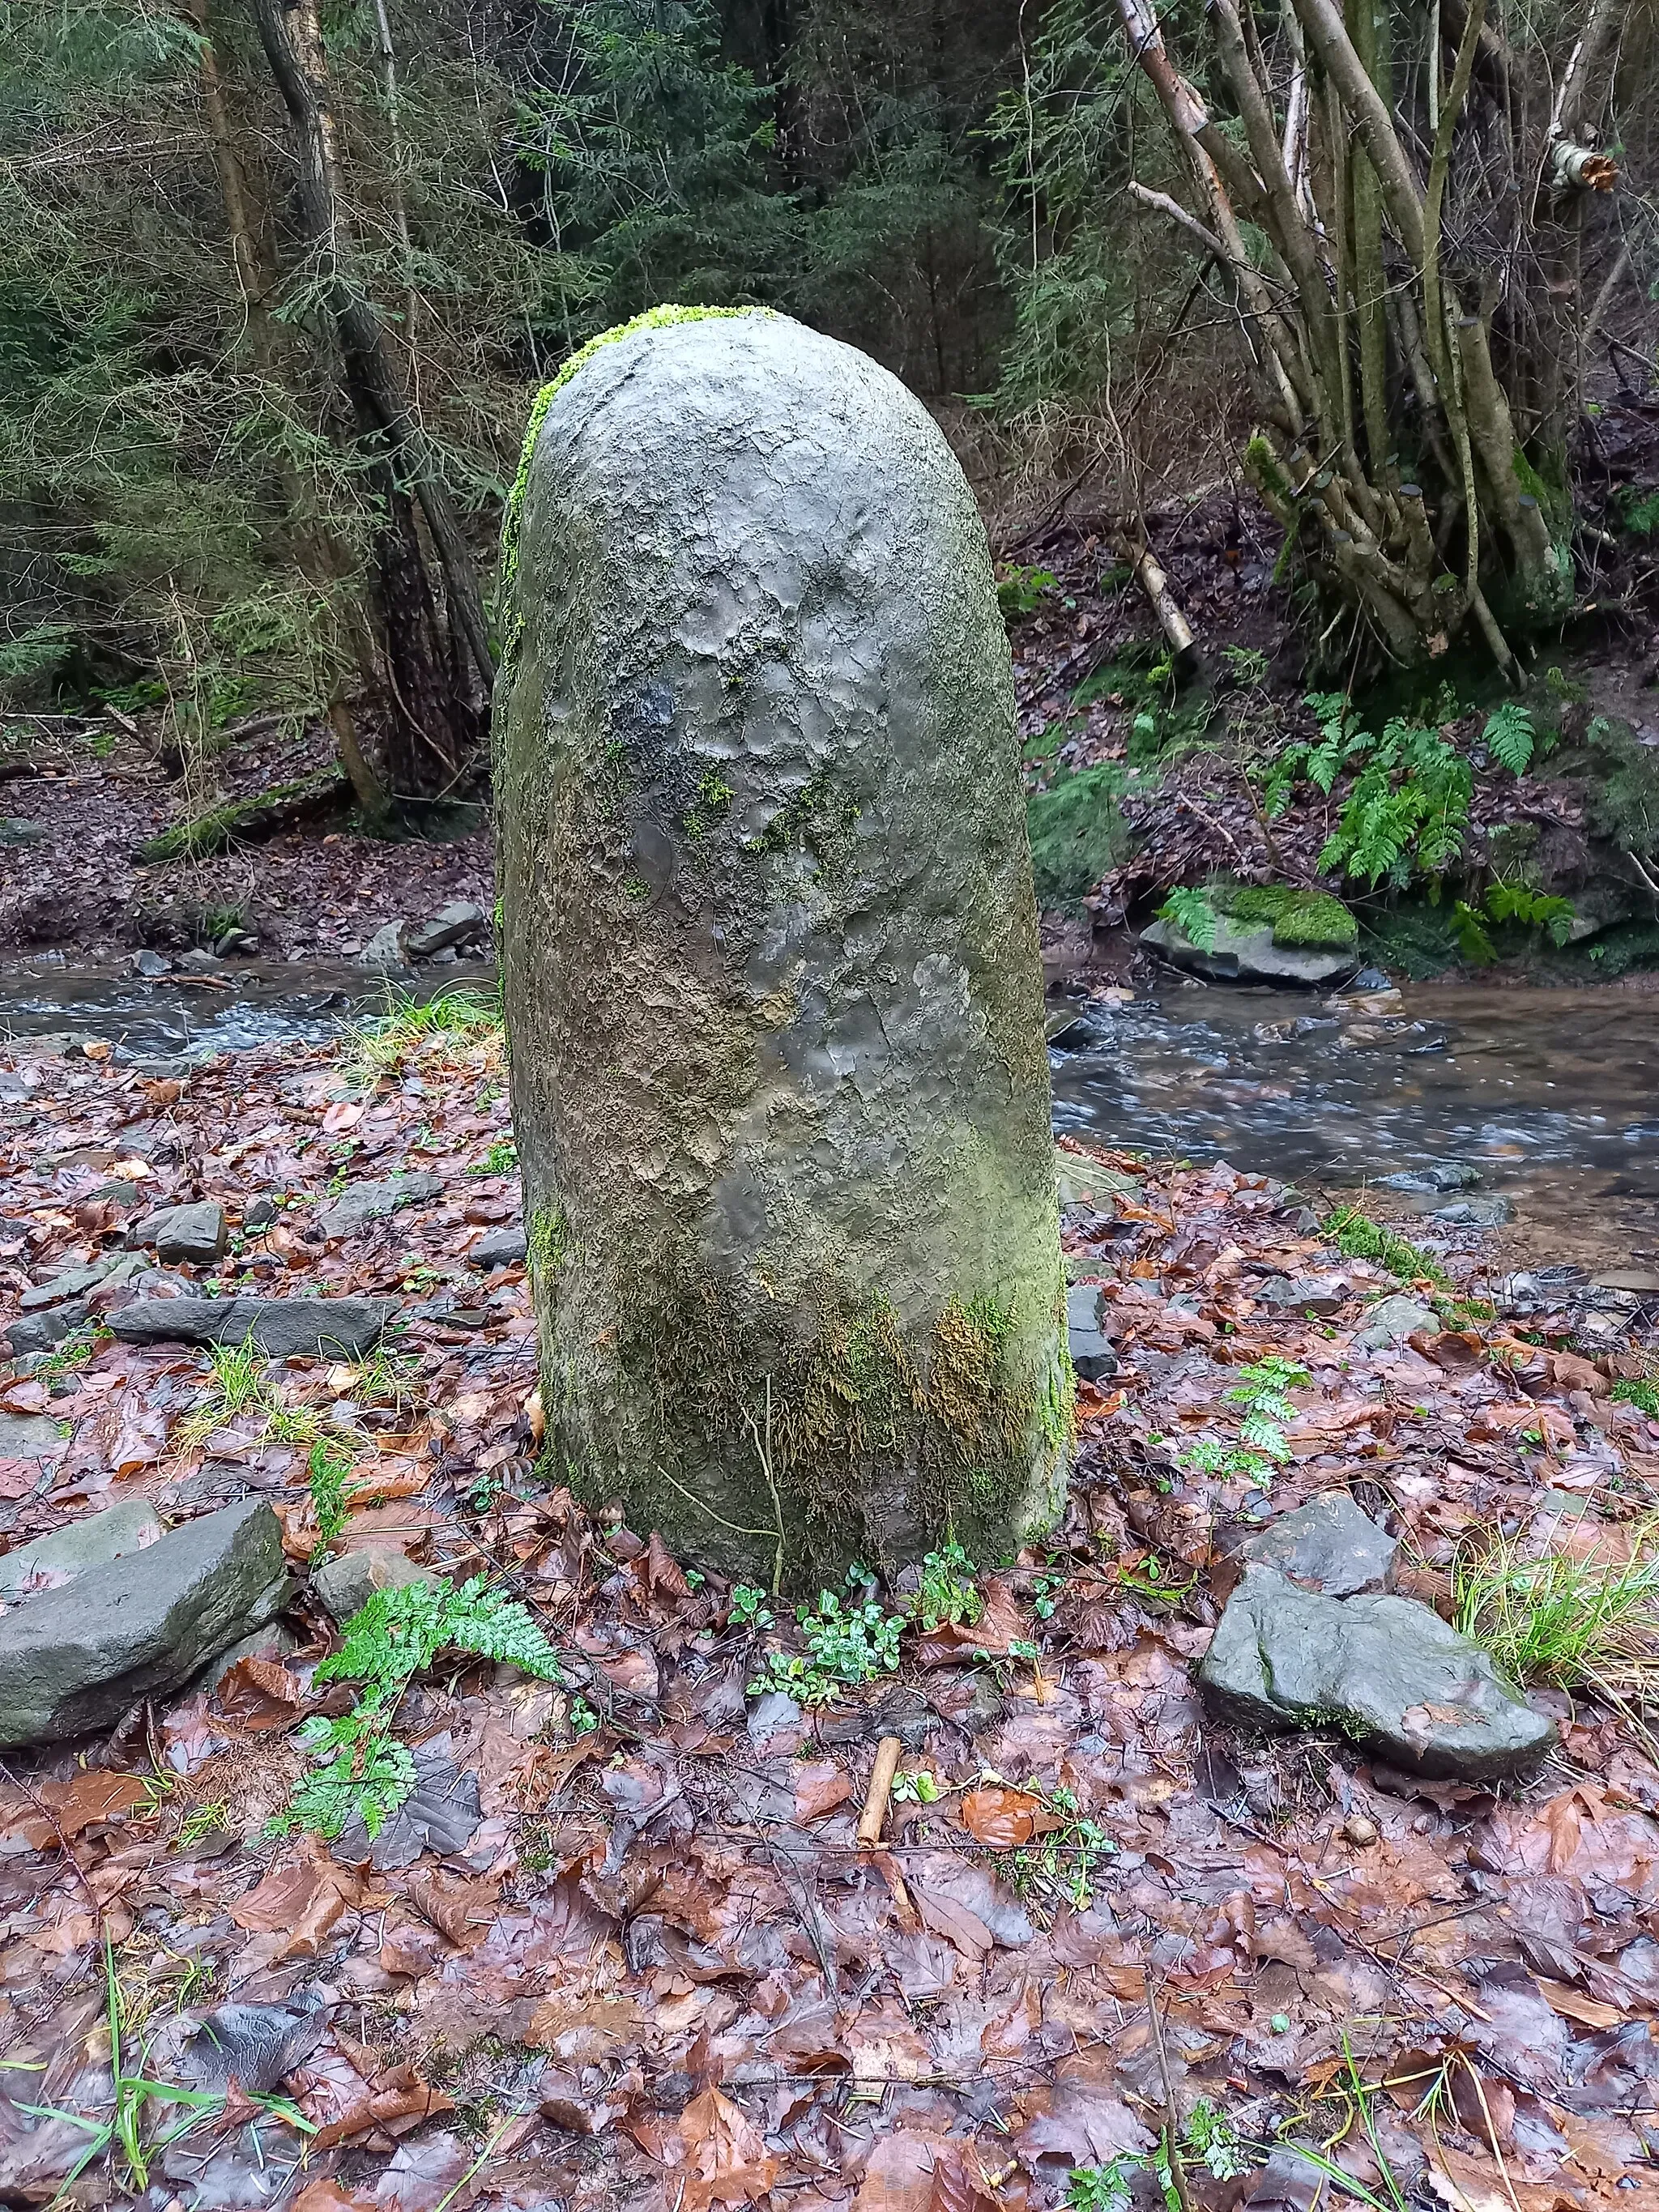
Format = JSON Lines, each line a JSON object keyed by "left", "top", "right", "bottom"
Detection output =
{"left": 1, "top": 1025, "right": 1657, "bottom": 2208}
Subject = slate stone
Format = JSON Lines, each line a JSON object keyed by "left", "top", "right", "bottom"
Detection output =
{"left": 357, "top": 922, "right": 407, "bottom": 969}
{"left": 0, "top": 1410, "right": 68, "bottom": 1462}
{"left": 310, "top": 1545, "right": 433, "bottom": 1625}
{"left": 0, "top": 1498, "right": 290, "bottom": 1747}
{"left": 403, "top": 902, "right": 487, "bottom": 960}
{"left": 1377, "top": 1163, "right": 1482, "bottom": 1193}
{"left": 313, "top": 1172, "right": 443, "bottom": 1239}
{"left": 1141, "top": 913, "right": 1358, "bottom": 987}
{"left": 469, "top": 1225, "right": 527, "bottom": 1270}
{"left": 1431, "top": 1194, "right": 1514, "bottom": 1227}
{"left": 0, "top": 820, "right": 45, "bottom": 846}
{"left": 1239, "top": 1493, "right": 1397, "bottom": 1597}
{"left": 109, "top": 1295, "right": 399, "bottom": 1359}
{"left": 243, "top": 1197, "right": 279, "bottom": 1232}
{"left": 1066, "top": 1282, "right": 1119, "bottom": 1383}
{"left": 3, "top": 1300, "right": 90, "bottom": 1357}
{"left": 1354, "top": 1293, "right": 1439, "bottom": 1350}
{"left": 19, "top": 1255, "right": 137, "bottom": 1310}
{"left": 1197, "top": 1566, "right": 1555, "bottom": 1779}
{"left": 1255, "top": 1273, "right": 1351, "bottom": 1317}
{"left": 0, "top": 1499, "right": 162, "bottom": 1596}
{"left": 133, "top": 1200, "right": 228, "bottom": 1265}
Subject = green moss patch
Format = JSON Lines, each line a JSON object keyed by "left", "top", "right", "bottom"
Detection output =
{"left": 1213, "top": 883, "right": 1357, "bottom": 949}
{"left": 1026, "top": 764, "right": 1129, "bottom": 914}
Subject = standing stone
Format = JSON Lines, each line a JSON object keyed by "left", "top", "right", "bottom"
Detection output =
{"left": 497, "top": 308, "right": 1068, "bottom": 1585}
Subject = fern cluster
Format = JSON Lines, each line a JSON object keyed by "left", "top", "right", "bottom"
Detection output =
{"left": 274, "top": 1578, "right": 562, "bottom": 1839}
{"left": 1265, "top": 695, "right": 1472, "bottom": 889}
{"left": 1451, "top": 880, "right": 1576, "bottom": 962}
{"left": 1156, "top": 885, "right": 1220, "bottom": 950}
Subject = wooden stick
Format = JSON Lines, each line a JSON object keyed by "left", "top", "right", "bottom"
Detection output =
{"left": 1143, "top": 1968, "right": 1194, "bottom": 2212}
{"left": 857, "top": 1736, "right": 903, "bottom": 1847}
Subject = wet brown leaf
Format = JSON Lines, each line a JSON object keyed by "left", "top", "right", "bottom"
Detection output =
{"left": 673, "top": 2086, "right": 781, "bottom": 2212}
{"left": 959, "top": 1787, "right": 1066, "bottom": 1849}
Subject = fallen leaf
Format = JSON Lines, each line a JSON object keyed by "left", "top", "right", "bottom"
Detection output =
{"left": 291, "top": 2184, "right": 376, "bottom": 2212}
{"left": 673, "top": 2087, "right": 781, "bottom": 2212}
{"left": 403, "top": 1864, "right": 498, "bottom": 1948}
{"left": 959, "top": 1787, "right": 1065, "bottom": 1849}
{"left": 232, "top": 1839, "right": 359, "bottom": 1955}
{"left": 215, "top": 1656, "right": 305, "bottom": 1732}
{"left": 794, "top": 1760, "right": 852, "bottom": 1822}
{"left": 37, "top": 1771, "right": 152, "bottom": 1835}
{"left": 322, "top": 1102, "right": 364, "bottom": 1134}
{"left": 855, "top": 2133, "right": 947, "bottom": 2212}
{"left": 1533, "top": 1975, "right": 1625, "bottom": 2029}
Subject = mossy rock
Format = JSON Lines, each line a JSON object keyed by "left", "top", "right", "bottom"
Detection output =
{"left": 497, "top": 309, "right": 1068, "bottom": 1588}
{"left": 1213, "top": 883, "right": 1358, "bottom": 950}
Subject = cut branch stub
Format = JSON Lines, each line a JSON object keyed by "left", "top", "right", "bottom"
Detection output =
{"left": 497, "top": 310, "right": 1070, "bottom": 1588}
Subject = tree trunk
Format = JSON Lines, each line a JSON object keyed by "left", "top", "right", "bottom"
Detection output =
{"left": 245, "top": 0, "right": 492, "bottom": 794}
{"left": 497, "top": 312, "right": 1069, "bottom": 1588}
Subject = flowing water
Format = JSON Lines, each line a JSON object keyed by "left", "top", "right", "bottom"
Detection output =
{"left": 2, "top": 957, "right": 1654, "bottom": 1274}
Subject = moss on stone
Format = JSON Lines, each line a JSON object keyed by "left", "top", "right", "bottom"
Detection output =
{"left": 1213, "top": 882, "right": 1358, "bottom": 949}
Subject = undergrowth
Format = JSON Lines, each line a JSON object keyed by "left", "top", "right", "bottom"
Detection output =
{"left": 748, "top": 1570, "right": 903, "bottom": 1707}
{"left": 1183, "top": 1356, "right": 1310, "bottom": 1489}
{"left": 347, "top": 987, "right": 502, "bottom": 1084}
{"left": 274, "top": 1577, "right": 562, "bottom": 1838}
{"left": 1324, "top": 1205, "right": 1450, "bottom": 1288}
{"left": 1452, "top": 1527, "right": 1659, "bottom": 1692}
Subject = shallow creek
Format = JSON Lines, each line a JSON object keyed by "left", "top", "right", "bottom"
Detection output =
{"left": 1, "top": 957, "right": 1654, "bottom": 1277}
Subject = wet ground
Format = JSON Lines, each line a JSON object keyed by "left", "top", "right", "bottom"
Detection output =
{"left": 2, "top": 957, "right": 1654, "bottom": 1276}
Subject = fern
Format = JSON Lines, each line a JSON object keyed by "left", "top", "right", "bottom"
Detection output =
{"left": 1450, "top": 900, "right": 1496, "bottom": 964}
{"left": 1157, "top": 886, "right": 1219, "bottom": 951}
{"left": 1484, "top": 882, "right": 1576, "bottom": 944}
{"left": 1484, "top": 701, "right": 1535, "bottom": 775}
{"left": 307, "top": 1438, "right": 352, "bottom": 1553}
{"left": 275, "top": 1577, "right": 563, "bottom": 1838}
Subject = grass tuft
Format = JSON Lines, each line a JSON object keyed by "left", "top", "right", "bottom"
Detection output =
{"left": 1452, "top": 1524, "right": 1659, "bottom": 1691}
{"left": 344, "top": 986, "right": 502, "bottom": 1084}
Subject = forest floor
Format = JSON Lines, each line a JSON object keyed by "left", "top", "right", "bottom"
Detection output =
{"left": 2, "top": 1011, "right": 1658, "bottom": 2210}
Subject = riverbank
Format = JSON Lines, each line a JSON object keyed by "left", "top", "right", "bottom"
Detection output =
{"left": 0, "top": 1008, "right": 1657, "bottom": 2209}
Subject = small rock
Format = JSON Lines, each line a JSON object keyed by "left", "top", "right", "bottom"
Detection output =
{"left": 1141, "top": 913, "right": 1358, "bottom": 987}
{"left": 311, "top": 1545, "right": 434, "bottom": 1624}
{"left": 1348, "top": 968, "right": 1392, "bottom": 991}
{"left": 1197, "top": 1566, "right": 1555, "bottom": 1779}
{"left": 0, "top": 1498, "right": 290, "bottom": 1748}
{"left": 0, "top": 820, "right": 46, "bottom": 846}
{"left": 1239, "top": 1492, "right": 1397, "bottom": 1597}
{"left": 1342, "top": 1813, "right": 1380, "bottom": 1847}
{"left": 132, "top": 1200, "right": 228, "bottom": 1265}
{"left": 1255, "top": 1273, "right": 1351, "bottom": 1317}
{"left": 133, "top": 949, "right": 173, "bottom": 978}
{"left": 3, "top": 1301, "right": 90, "bottom": 1357}
{"left": 1431, "top": 1194, "right": 1513, "bottom": 1226}
{"left": 1376, "top": 1162, "right": 1482, "bottom": 1193}
{"left": 0, "top": 1409, "right": 68, "bottom": 1463}
{"left": 243, "top": 1197, "right": 279, "bottom": 1232}
{"left": 177, "top": 949, "right": 220, "bottom": 974}
{"left": 0, "top": 1499, "right": 163, "bottom": 1597}
{"left": 470, "top": 1226, "right": 527, "bottom": 1269}
{"left": 1354, "top": 1293, "right": 1439, "bottom": 1350}
{"left": 109, "top": 1295, "right": 399, "bottom": 1359}
{"left": 403, "top": 902, "right": 488, "bottom": 961}
{"left": 1066, "top": 1283, "right": 1119, "bottom": 1383}
{"left": 358, "top": 921, "right": 408, "bottom": 970}
{"left": 313, "top": 1171, "right": 443, "bottom": 1240}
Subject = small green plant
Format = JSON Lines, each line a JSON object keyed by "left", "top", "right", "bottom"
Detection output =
{"left": 890, "top": 1769, "right": 941, "bottom": 1804}
{"left": 1483, "top": 700, "right": 1537, "bottom": 774}
{"left": 307, "top": 1437, "right": 353, "bottom": 1552}
{"left": 1184, "top": 1357, "right": 1309, "bottom": 1489}
{"left": 346, "top": 987, "right": 501, "bottom": 1082}
{"left": 569, "top": 1695, "right": 599, "bottom": 1735}
{"left": 1222, "top": 644, "right": 1269, "bottom": 688}
{"left": 1066, "top": 2160, "right": 1141, "bottom": 2212}
{"left": 1030, "top": 1567, "right": 1065, "bottom": 1619}
{"left": 1325, "top": 1204, "right": 1449, "bottom": 1286}
{"left": 1003, "top": 1781, "right": 1118, "bottom": 1913}
{"left": 1157, "top": 884, "right": 1219, "bottom": 951}
{"left": 915, "top": 1540, "right": 980, "bottom": 1630}
{"left": 996, "top": 563, "right": 1056, "bottom": 617}
{"left": 1184, "top": 2102, "right": 1250, "bottom": 2180}
{"left": 1613, "top": 1376, "right": 1659, "bottom": 1417}
{"left": 33, "top": 1323, "right": 104, "bottom": 1375}
{"left": 1450, "top": 879, "right": 1576, "bottom": 963}
{"left": 275, "top": 1577, "right": 562, "bottom": 1838}
{"left": 748, "top": 1576, "right": 903, "bottom": 1706}
{"left": 1452, "top": 1526, "right": 1659, "bottom": 1691}
{"left": 1617, "top": 486, "right": 1659, "bottom": 537}
{"left": 1268, "top": 697, "right": 1471, "bottom": 887}
{"left": 469, "top": 1139, "right": 518, "bottom": 1176}
{"left": 728, "top": 1585, "right": 774, "bottom": 1630}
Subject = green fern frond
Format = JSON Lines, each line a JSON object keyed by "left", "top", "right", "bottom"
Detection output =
{"left": 1157, "top": 886, "right": 1219, "bottom": 951}
{"left": 1484, "top": 701, "right": 1535, "bottom": 775}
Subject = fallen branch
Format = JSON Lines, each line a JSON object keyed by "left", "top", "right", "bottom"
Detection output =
{"left": 1124, "top": 539, "right": 1206, "bottom": 686}
{"left": 857, "top": 1735, "right": 903, "bottom": 1847}
{"left": 1143, "top": 1969, "right": 1194, "bottom": 2212}
{"left": 134, "top": 767, "right": 348, "bottom": 863}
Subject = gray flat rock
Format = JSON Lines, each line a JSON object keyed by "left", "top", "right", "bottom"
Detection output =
{"left": 1239, "top": 1493, "right": 1397, "bottom": 1597}
{"left": 313, "top": 1173, "right": 443, "bottom": 1239}
{"left": 357, "top": 922, "right": 408, "bottom": 970}
{"left": 1198, "top": 1566, "right": 1555, "bottom": 1779}
{"left": 0, "top": 1410, "right": 68, "bottom": 1462}
{"left": 0, "top": 1499, "right": 162, "bottom": 1596}
{"left": 3, "top": 1301, "right": 90, "bottom": 1357}
{"left": 1141, "top": 914, "right": 1358, "bottom": 987}
{"left": 469, "top": 1226, "right": 527, "bottom": 1269}
{"left": 404, "top": 902, "right": 487, "bottom": 960}
{"left": 133, "top": 1200, "right": 228, "bottom": 1265}
{"left": 1430, "top": 1194, "right": 1514, "bottom": 1226}
{"left": 1255, "top": 1272, "right": 1352, "bottom": 1317}
{"left": 109, "top": 1295, "right": 399, "bottom": 1359}
{"left": 19, "top": 1252, "right": 143, "bottom": 1310}
{"left": 1066, "top": 1282, "right": 1118, "bottom": 1382}
{"left": 1377, "top": 1163, "right": 1482, "bottom": 1193}
{"left": 310, "top": 1545, "right": 434, "bottom": 1624}
{"left": 0, "top": 1498, "right": 290, "bottom": 1747}
{"left": 1354, "top": 1293, "right": 1438, "bottom": 1350}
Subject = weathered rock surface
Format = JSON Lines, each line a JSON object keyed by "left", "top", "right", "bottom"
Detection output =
{"left": 0, "top": 1499, "right": 290, "bottom": 1747}
{"left": 19, "top": 1252, "right": 143, "bottom": 1309}
{"left": 1354, "top": 1293, "right": 1439, "bottom": 1349}
{"left": 109, "top": 1296, "right": 399, "bottom": 1358}
{"left": 1239, "top": 1493, "right": 1397, "bottom": 1597}
{"left": 3, "top": 1301, "right": 90, "bottom": 1357}
{"left": 404, "top": 902, "right": 487, "bottom": 960}
{"left": 1430, "top": 1194, "right": 1514, "bottom": 1226}
{"left": 310, "top": 1545, "right": 434, "bottom": 1624}
{"left": 1377, "top": 1163, "right": 1481, "bottom": 1193}
{"left": 359, "top": 921, "right": 408, "bottom": 969}
{"left": 1198, "top": 1565, "right": 1555, "bottom": 1779}
{"left": 0, "top": 1498, "right": 161, "bottom": 1596}
{"left": 1253, "top": 1272, "right": 1351, "bottom": 1316}
{"left": 499, "top": 309, "right": 1066, "bottom": 1581}
{"left": 314, "top": 1173, "right": 443, "bottom": 1240}
{"left": 132, "top": 1200, "right": 228, "bottom": 1265}
{"left": 470, "top": 1226, "right": 527, "bottom": 1269}
{"left": 0, "top": 1409, "right": 68, "bottom": 1462}
{"left": 1066, "top": 1283, "right": 1119, "bottom": 1382}
{"left": 1141, "top": 913, "right": 1359, "bottom": 987}
{"left": 1055, "top": 1150, "right": 1141, "bottom": 1210}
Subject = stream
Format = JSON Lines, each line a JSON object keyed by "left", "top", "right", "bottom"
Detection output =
{"left": 2, "top": 957, "right": 1654, "bottom": 1277}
